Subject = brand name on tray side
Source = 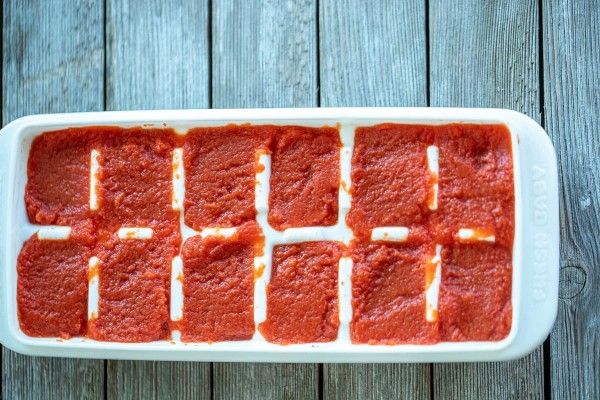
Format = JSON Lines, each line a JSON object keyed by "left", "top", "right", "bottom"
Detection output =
{"left": 531, "top": 165, "right": 549, "bottom": 302}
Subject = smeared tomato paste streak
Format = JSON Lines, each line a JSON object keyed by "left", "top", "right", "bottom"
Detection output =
{"left": 457, "top": 228, "right": 496, "bottom": 243}
{"left": 87, "top": 257, "right": 100, "bottom": 321}
{"left": 424, "top": 244, "right": 442, "bottom": 322}
{"left": 425, "top": 144, "right": 441, "bottom": 322}
{"left": 90, "top": 150, "right": 100, "bottom": 211}
{"left": 253, "top": 150, "right": 272, "bottom": 326}
{"left": 426, "top": 145, "right": 439, "bottom": 211}
{"left": 337, "top": 256, "right": 353, "bottom": 341}
{"left": 170, "top": 256, "right": 184, "bottom": 322}
{"left": 171, "top": 148, "right": 184, "bottom": 211}
{"left": 371, "top": 227, "right": 410, "bottom": 242}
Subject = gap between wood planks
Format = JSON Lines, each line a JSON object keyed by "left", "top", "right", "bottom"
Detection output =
{"left": 538, "top": 0, "right": 552, "bottom": 398}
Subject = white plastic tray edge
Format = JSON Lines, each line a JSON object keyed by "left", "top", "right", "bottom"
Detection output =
{"left": 0, "top": 108, "right": 559, "bottom": 362}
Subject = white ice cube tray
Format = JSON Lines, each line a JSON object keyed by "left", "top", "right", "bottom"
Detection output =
{"left": 0, "top": 108, "right": 559, "bottom": 362}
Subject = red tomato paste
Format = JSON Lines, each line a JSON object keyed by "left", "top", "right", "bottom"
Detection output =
{"left": 347, "top": 124, "right": 431, "bottom": 239}
{"left": 349, "top": 123, "right": 513, "bottom": 343}
{"left": 88, "top": 234, "right": 175, "bottom": 342}
{"left": 90, "top": 128, "right": 180, "bottom": 342}
{"left": 351, "top": 242, "right": 438, "bottom": 344}
{"left": 17, "top": 235, "right": 90, "bottom": 338}
{"left": 183, "top": 125, "right": 272, "bottom": 229}
{"left": 430, "top": 124, "right": 514, "bottom": 247}
{"left": 25, "top": 128, "right": 93, "bottom": 226}
{"left": 439, "top": 243, "right": 512, "bottom": 341}
{"left": 259, "top": 241, "right": 341, "bottom": 344}
{"left": 180, "top": 223, "right": 257, "bottom": 342}
{"left": 23, "top": 127, "right": 180, "bottom": 341}
{"left": 19, "top": 122, "right": 513, "bottom": 345}
{"left": 268, "top": 126, "right": 340, "bottom": 230}
{"left": 95, "top": 128, "right": 180, "bottom": 237}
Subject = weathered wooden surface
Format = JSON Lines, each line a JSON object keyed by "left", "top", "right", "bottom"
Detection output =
{"left": 106, "top": 361, "right": 210, "bottom": 400}
{"left": 319, "top": 1, "right": 430, "bottom": 399}
{"left": 2, "top": 0, "right": 597, "bottom": 398}
{"left": 2, "top": 0, "right": 105, "bottom": 398}
{"left": 211, "top": 1, "right": 319, "bottom": 398}
{"left": 429, "top": 1, "right": 545, "bottom": 399}
{"left": 106, "top": 0, "right": 209, "bottom": 110}
{"left": 212, "top": 0, "right": 317, "bottom": 109}
{"left": 543, "top": 0, "right": 600, "bottom": 399}
{"left": 2, "top": 0, "right": 104, "bottom": 118}
{"left": 320, "top": 0, "right": 426, "bottom": 107}
{"left": 213, "top": 363, "right": 319, "bottom": 400}
{"left": 104, "top": 0, "right": 210, "bottom": 398}
{"left": 324, "top": 363, "right": 430, "bottom": 400}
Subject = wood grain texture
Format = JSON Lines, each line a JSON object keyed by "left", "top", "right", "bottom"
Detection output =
{"left": 105, "top": 1, "right": 210, "bottom": 398}
{"left": 543, "top": 0, "right": 600, "bottom": 399}
{"left": 320, "top": 0, "right": 426, "bottom": 107}
{"left": 2, "top": 0, "right": 104, "bottom": 121}
{"left": 213, "top": 363, "right": 318, "bottom": 400}
{"left": 106, "top": 0, "right": 209, "bottom": 110}
{"left": 319, "top": 1, "right": 429, "bottom": 398}
{"left": 323, "top": 364, "right": 430, "bottom": 400}
{"left": 2, "top": 0, "right": 104, "bottom": 398}
{"left": 2, "top": 351, "right": 104, "bottom": 400}
{"left": 107, "top": 361, "right": 210, "bottom": 400}
{"left": 429, "top": 1, "right": 544, "bottom": 398}
{"left": 211, "top": 1, "right": 319, "bottom": 398}
{"left": 212, "top": 0, "right": 317, "bottom": 108}
{"left": 430, "top": 0, "right": 540, "bottom": 114}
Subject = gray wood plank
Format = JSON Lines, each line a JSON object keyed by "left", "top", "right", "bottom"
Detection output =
{"left": 319, "top": 1, "right": 429, "bottom": 399}
{"left": 543, "top": 1, "right": 600, "bottom": 399}
{"left": 2, "top": 351, "right": 104, "bottom": 400}
{"left": 2, "top": 0, "right": 105, "bottom": 398}
{"left": 106, "top": 0, "right": 209, "bottom": 110}
{"left": 429, "top": 1, "right": 544, "bottom": 398}
{"left": 212, "top": 0, "right": 317, "bottom": 109}
{"left": 214, "top": 363, "right": 319, "bottom": 400}
{"left": 211, "top": 1, "right": 319, "bottom": 398}
{"left": 320, "top": 0, "right": 427, "bottom": 107}
{"left": 104, "top": 0, "right": 210, "bottom": 398}
{"left": 107, "top": 361, "right": 211, "bottom": 400}
{"left": 324, "top": 363, "right": 430, "bottom": 400}
{"left": 2, "top": 0, "right": 104, "bottom": 120}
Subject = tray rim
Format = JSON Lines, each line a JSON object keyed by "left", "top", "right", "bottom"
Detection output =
{"left": 0, "top": 107, "right": 558, "bottom": 362}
